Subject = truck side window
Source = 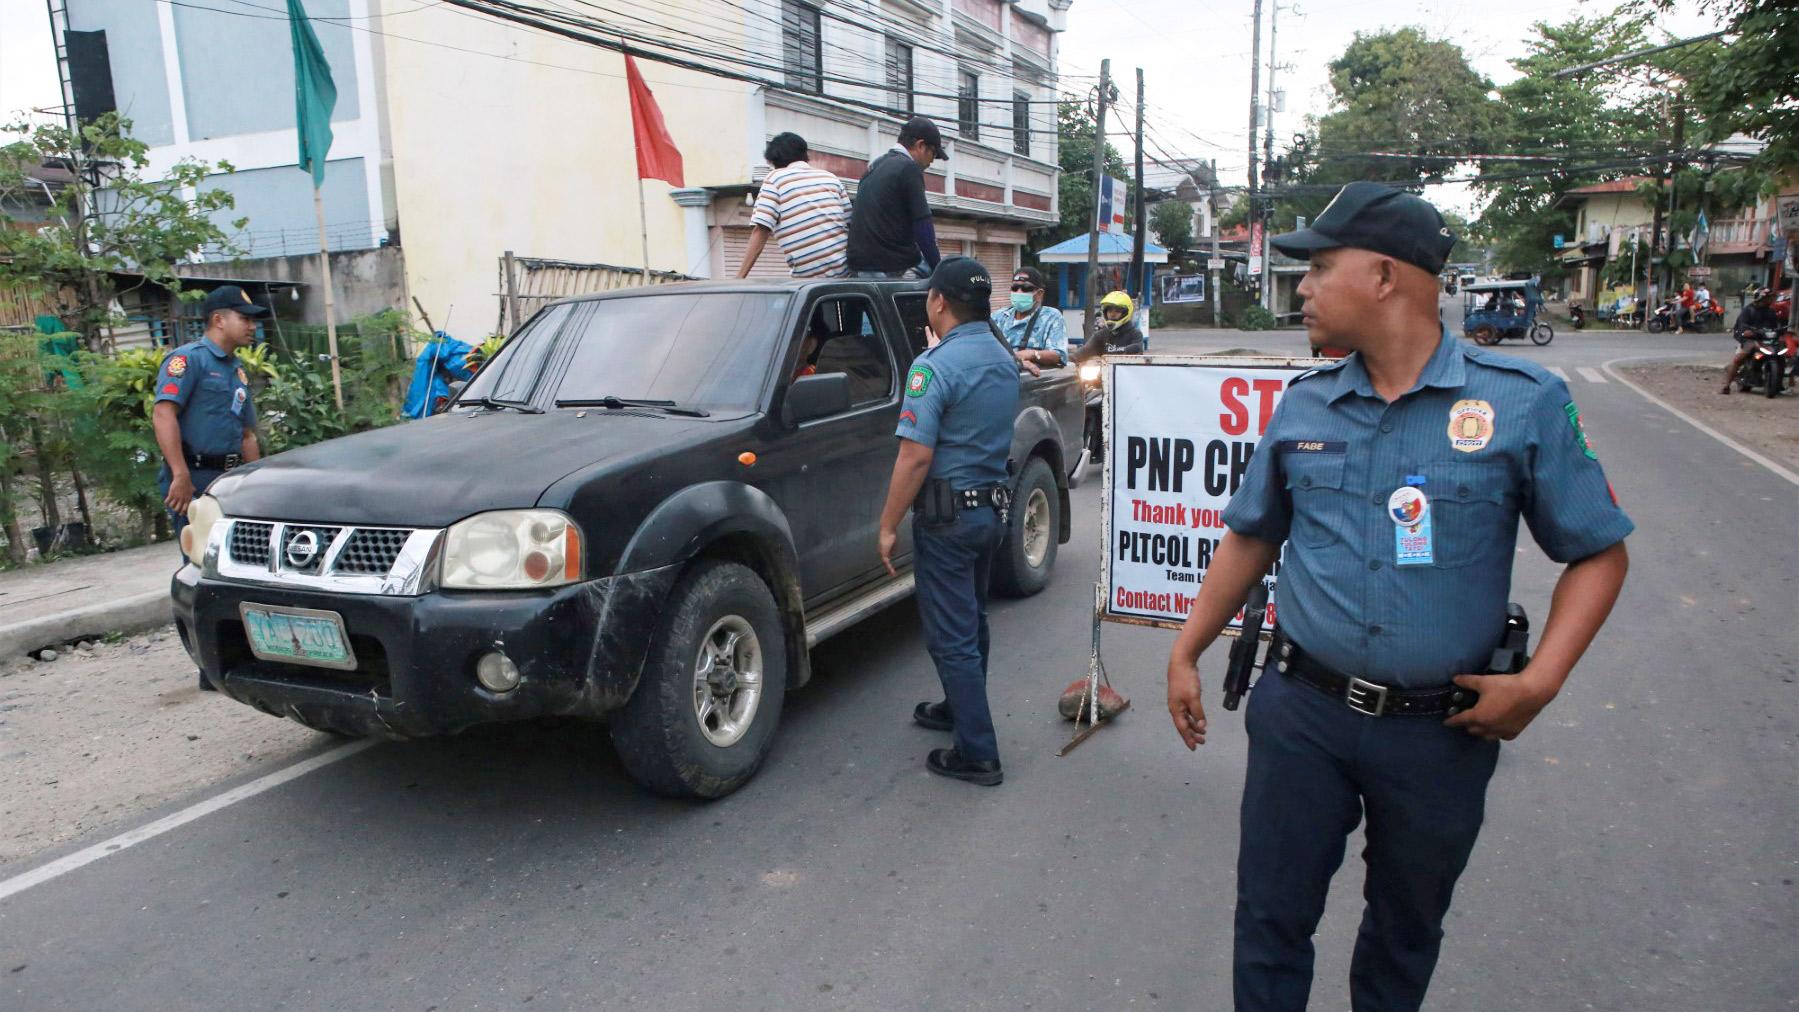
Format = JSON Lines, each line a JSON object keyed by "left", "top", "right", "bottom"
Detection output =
{"left": 808, "top": 295, "right": 894, "bottom": 408}
{"left": 893, "top": 293, "right": 931, "bottom": 360}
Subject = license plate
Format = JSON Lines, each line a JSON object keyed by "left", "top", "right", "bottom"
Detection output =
{"left": 239, "top": 604, "right": 358, "bottom": 670}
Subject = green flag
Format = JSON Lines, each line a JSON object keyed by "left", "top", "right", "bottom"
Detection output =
{"left": 287, "top": 0, "right": 336, "bottom": 187}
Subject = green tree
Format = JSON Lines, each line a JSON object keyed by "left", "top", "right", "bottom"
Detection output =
{"left": 1033, "top": 98, "right": 1130, "bottom": 256}
{"left": 1271, "top": 29, "right": 1500, "bottom": 229}
{"left": 0, "top": 113, "right": 245, "bottom": 350}
{"left": 1629, "top": 0, "right": 1799, "bottom": 173}
{"left": 1149, "top": 200, "right": 1193, "bottom": 260}
{"left": 1474, "top": 16, "right": 1663, "bottom": 276}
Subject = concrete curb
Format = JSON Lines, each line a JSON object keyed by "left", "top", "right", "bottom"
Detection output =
{"left": 0, "top": 590, "right": 173, "bottom": 659}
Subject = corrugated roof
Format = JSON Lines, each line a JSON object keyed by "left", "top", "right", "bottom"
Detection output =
{"left": 1562, "top": 177, "right": 1654, "bottom": 196}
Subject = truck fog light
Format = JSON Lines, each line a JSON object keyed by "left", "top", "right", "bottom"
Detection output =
{"left": 476, "top": 651, "right": 521, "bottom": 693}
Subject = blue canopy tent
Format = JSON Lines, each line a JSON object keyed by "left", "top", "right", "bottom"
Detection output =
{"left": 1036, "top": 233, "right": 1169, "bottom": 315}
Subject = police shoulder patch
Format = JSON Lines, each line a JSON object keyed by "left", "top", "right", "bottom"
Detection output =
{"left": 905, "top": 364, "right": 934, "bottom": 397}
{"left": 166, "top": 355, "right": 187, "bottom": 377}
{"left": 1563, "top": 401, "right": 1597, "bottom": 460}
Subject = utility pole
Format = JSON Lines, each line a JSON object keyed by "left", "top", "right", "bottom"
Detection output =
{"left": 1130, "top": 67, "right": 1146, "bottom": 300}
{"left": 1083, "top": 59, "right": 1112, "bottom": 341}
{"left": 1261, "top": 0, "right": 1281, "bottom": 314}
{"left": 1246, "top": 0, "right": 1263, "bottom": 303}
{"left": 1210, "top": 176, "right": 1223, "bottom": 326}
{"left": 1644, "top": 102, "right": 1684, "bottom": 331}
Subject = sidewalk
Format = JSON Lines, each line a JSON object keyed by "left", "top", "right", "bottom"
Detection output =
{"left": 0, "top": 543, "right": 179, "bottom": 658}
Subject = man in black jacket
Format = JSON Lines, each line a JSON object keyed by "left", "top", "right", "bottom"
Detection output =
{"left": 1072, "top": 290, "right": 1144, "bottom": 363}
{"left": 846, "top": 117, "right": 946, "bottom": 278}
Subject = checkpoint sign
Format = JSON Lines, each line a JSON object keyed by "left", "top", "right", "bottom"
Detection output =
{"left": 1101, "top": 358, "right": 1312, "bottom": 630}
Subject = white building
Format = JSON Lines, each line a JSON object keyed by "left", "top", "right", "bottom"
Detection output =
{"left": 51, "top": 0, "right": 1070, "bottom": 332}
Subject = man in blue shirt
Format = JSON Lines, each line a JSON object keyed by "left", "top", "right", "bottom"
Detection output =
{"left": 153, "top": 285, "right": 268, "bottom": 540}
{"left": 1162, "top": 183, "right": 1633, "bottom": 1011}
{"left": 991, "top": 267, "right": 1067, "bottom": 370}
{"left": 879, "top": 258, "right": 1020, "bottom": 785}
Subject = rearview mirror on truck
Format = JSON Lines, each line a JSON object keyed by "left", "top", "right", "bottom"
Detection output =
{"left": 782, "top": 372, "right": 852, "bottom": 426}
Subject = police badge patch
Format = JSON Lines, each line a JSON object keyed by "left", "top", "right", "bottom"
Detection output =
{"left": 1446, "top": 399, "right": 1494, "bottom": 453}
{"left": 1563, "top": 402, "right": 1597, "bottom": 460}
{"left": 166, "top": 355, "right": 187, "bottom": 378}
{"left": 906, "top": 364, "right": 934, "bottom": 397}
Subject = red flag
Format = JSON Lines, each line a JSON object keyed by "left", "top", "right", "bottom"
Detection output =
{"left": 625, "top": 55, "right": 684, "bottom": 187}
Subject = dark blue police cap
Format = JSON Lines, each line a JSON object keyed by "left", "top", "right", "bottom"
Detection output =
{"left": 199, "top": 285, "right": 271, "bottom": 320}
{"left": 1270, "top": 181, "right": 1457, "bottom": 275}
{"left": 925, "top": 256, "right": 993, "bottom": 306}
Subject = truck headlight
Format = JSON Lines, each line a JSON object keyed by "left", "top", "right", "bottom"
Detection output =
{"left": 1079, "top": 363, "right": 1104, "bottom": 383}
{"left": 441, "top": 509, "right": 583, "bottom": 589}
{"left": 182, "top": 495, "right": 225, "bottom": 566}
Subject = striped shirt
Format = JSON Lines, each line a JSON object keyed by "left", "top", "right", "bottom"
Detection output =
{"left": 749, "top": 161, "right": 852, "bottom": 278}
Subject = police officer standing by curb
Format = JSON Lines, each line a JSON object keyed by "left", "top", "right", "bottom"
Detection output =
{"left": 154, "top": 285, "right": 268, "bottom": 542}
{"left": 1162, "top": 183, "right": 1633, "bottom": 1010}
{"left": 878, "top": 257, "right": 1019, "bottom": 786}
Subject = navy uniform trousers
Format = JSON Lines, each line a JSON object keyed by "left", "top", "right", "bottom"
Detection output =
{"left": 911, "top": 505, "right": 1003, "bottom": 763}
{"left": 1235, "top": 665, "right": 1500, "bottom": 1012}
{"left": 158, "top": 465, "right": 224, "bottom": 544}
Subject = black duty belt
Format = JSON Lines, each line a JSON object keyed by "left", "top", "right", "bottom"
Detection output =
{"left": 1268, "top": 630, "right": 1477, "bottom": 718}
{"left": 186, "top": 452, "right": 243, "bottom": 471}
{"left": 959, "top": 485, "right": 1012, "bottom": 513}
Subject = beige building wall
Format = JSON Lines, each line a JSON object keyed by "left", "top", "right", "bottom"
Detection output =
{"left": 377, "top": 0, "right": 755, "bottom": 335}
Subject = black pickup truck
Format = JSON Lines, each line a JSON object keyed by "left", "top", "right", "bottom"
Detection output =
{"left": 172, "top": 279, "right": 1081, "bottom": 797}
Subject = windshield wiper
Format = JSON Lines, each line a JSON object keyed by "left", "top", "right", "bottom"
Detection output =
{"left": 556, "top": 396, "right": 710, "bottom": 417}
{"left": 458, "top": 395, "right": 543, "bottom": 414}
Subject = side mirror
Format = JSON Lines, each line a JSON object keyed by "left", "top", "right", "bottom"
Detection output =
{"left": 783, "top": 372, "right": 851, "bottom": 426}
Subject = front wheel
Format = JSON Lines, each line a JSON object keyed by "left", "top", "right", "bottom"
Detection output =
{"left": 1766, "top": 357, "right": 1783, "bottom": 399}
{"left": 992, "top": 457, "right": 1059, "bottom": 598}
{"left": 1531, "top": 323, "right": 1554, "bottom": 345}
{"left": 610, "top": 561, "right": 787, "bottom": 799}
{"left": 1648, "top": 316, "right": 1667, "bottom": 334}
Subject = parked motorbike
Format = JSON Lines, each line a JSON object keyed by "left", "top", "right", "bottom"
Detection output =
{"left": 1730, "top": 328, "right": 1795, "bottom": 398}
{"left": 1569, "top": 302, "right": 1586, "bottom": 330}
{"left": 1693, "top": 299, "right": 1726, "bottom": 332}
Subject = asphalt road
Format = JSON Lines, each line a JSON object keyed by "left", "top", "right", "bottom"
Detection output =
{"left": 3, "top": 326, "right": 1793, "bottom": 1011}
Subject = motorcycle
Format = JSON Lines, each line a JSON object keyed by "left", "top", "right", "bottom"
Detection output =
{"left": 1569, "top": 302, "right": 1586, "bottom": 330}
{"left": 1730, "top": 328, "right": 1795, "bottom": 398}
{"left": 1079, "top": 359, "right": 1105, "bottom": 465}
{"left": 1648, "top": 298, "right": 1680, "bottom": 333}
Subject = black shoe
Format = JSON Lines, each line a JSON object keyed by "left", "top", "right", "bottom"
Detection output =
{"left": 927, "top": 748, "right": 1002, "bottom": 786}
{"left": 197, "top": 670, "right": 215, "bottom": 692}
{"left": 913, "top": 700, "right": 953, "bottom": 731}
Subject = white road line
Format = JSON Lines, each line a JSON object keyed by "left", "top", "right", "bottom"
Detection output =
{"left": 1603, "top": 357, "right": 1799, "bottom": 487}
{"left": 1577, "top": 367, "right": 1608, "bottom": 384}
{"left": 0, "top": 739, "right": 377, "bottom": 903}
{"left": 1548, "top": 366, "right": 1570, "bottom": 382}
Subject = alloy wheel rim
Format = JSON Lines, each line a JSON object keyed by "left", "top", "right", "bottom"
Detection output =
{"left": 692, "top": 615, "right": 762, "bottom": 747}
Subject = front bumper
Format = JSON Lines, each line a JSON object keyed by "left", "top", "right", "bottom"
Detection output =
{"left": 171, "top": 563, "right": 679, "bottom": 737}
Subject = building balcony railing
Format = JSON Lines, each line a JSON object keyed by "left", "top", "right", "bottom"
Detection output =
{"left": 1708, "top": 217, "right": 1772, "bottom": 254}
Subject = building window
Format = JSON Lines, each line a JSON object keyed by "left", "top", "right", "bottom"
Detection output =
{"left": 958, "top": 69, "right": 980, "bottom": 140}
{"left": 782, "top": 0, "right": 822, "bottom": 95}
{"left": 1012, "top": 91, "right": 1031, "bottom": 157}
{"left": 885, "top": 39, "right": 914, "bottom": 116}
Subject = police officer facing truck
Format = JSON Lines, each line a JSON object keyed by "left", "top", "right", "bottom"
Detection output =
{"left": 1162, "top": 182, "right": 1633, "bottom": 1011}
{"left": 154, "top": 285, "right": 269, "bottom": 539}
{"left": 878, "top": 257, "right": 1020, "bottom": 786}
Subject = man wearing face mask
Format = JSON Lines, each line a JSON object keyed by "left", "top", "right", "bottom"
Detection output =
{"left": 991, "top": 267, "right": 1067, "bottom": 370}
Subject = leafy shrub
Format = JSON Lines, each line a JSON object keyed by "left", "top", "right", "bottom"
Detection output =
{"left": 1236, "top": 305, "right": 1277, "bottom": 331}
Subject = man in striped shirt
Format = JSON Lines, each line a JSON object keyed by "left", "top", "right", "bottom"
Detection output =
{"left": 737, "top": 132, "right": 852, "bottom": 279}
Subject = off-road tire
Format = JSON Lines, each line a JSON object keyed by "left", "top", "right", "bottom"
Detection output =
{"left": 992, "top": 457, "right": 1059, "bottom": 599}
{"left": 610, "top": 561, "right": 787, "bottom": 799}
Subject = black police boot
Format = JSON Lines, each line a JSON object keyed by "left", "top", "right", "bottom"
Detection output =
{"left": 927, "top": 748, "right": 1002, "bottom": 786}
{"left": 913, "top": 700, "right": 953, "bottom": 731}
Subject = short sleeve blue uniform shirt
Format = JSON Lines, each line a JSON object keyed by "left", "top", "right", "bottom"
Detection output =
{"left": 896, "top": 320, "right": 1019, "bottom": 488}
{"left": 154, "top": 338, "right": 256, "bottom": 455}
{"left": 1221, "top": 327, "right": 1634, "bottom": 687}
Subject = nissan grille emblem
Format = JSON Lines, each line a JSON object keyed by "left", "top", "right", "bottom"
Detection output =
{"left": 285, "top": 530, "right": 320, "bottom": 568}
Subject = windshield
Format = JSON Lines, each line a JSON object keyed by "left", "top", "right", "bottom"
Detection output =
{"left": 553, "top": 292, "right": 791, "bottom": 411}
{"left": 457, "top": 292, "right": 791, "bottom": 412}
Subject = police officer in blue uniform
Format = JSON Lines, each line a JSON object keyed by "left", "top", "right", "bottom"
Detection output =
{"left": 153, "top": 285, "right": 268, "bottom": 541}
{"left": 878, "top": 257, "right": 1020, "bottom": 786}
{"left": 1162, "top": 183, "right": 1634, "bottom": 1010}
